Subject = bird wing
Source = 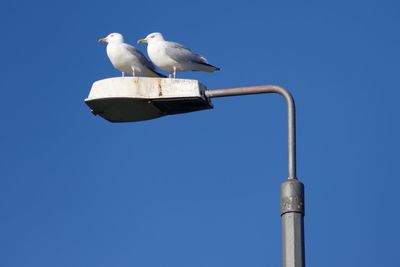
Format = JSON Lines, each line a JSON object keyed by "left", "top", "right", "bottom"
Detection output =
{"left": 123, "top": 44, "right": 166, "bottom": 77}
{"left": 164, "top": 41, "right": 208, "bottom": 64}
{"left": 123, "top": 44, "right": 157, "bottom": 69}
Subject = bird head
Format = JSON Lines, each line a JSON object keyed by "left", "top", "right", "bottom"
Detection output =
{"left": 137, "top": 32, "right": 164, "bottom": 44}
{"left": 98, "top": 33, "right": 124, "bottom": 44}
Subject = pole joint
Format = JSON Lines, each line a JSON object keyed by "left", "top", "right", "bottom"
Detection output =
{"left": 280, "top": 179, "right": 304, "bottom": 216}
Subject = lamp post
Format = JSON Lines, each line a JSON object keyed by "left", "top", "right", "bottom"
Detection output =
{"left": 85, "top": 78, "right": 305, "bottom": 267}
{"left": 205, "top": 86, "right": 305, "bottom": 267}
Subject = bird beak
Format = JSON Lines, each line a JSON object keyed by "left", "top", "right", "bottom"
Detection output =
{"left": 98, "top": 37, "right": 107, "bottom": 43}
{"left": 137, "top": 38, "right": 147, "bottom": 44}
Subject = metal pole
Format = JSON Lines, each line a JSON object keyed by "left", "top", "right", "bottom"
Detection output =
{"left": 205, "top": 86, "right": 305, "bottom": 267}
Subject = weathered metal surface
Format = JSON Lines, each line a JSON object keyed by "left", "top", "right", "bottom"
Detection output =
{"left": 280, "top": 180, "right": 304, "bottom": 215}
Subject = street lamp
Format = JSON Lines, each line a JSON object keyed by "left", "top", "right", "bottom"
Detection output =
{"left": 85, "top": 77, "right": 305, "bottom": 267}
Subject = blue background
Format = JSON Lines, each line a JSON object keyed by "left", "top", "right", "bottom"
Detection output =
{"left": 1, "top": 0, "right": 399, "bottom": 266}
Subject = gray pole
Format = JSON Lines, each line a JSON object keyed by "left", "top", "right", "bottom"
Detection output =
{"left": 205, "top": 86, "right": 305, "bottom": 267}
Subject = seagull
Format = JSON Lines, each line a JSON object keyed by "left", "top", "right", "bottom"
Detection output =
{"left": 137, "top": 32, "right": 220, "bottom": 78}
{"left": 99, "top": 33, "right": 165, "bottom": 78}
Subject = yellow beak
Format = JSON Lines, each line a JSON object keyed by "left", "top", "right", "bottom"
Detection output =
{"left": 98, "top": 37, "right": 107, "bottom": 43}
{"left": 137, "top": 38, "right": 147, "bottom": 44}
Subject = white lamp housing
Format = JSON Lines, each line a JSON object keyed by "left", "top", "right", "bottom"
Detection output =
{"left": 85, "top": 77, "right": 213, "bottom": 122}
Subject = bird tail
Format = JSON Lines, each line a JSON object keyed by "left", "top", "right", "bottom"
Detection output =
{"left": 193, "top": 54, "right": 220, "bottom": 72}
{"left": 194, "top": 61, "right": 220, "bottom": 72}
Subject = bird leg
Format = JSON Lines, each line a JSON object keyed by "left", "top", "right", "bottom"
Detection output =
{"left": 121, "top": 72, "right": 125, "bottom": 77}
{"left": 173, "top": 66, "right": 177, "bottom": 79}
{"left": 131, "top": 67, "right": 136, "bottom": 77}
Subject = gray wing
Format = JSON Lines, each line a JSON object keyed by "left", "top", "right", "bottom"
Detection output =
{"left": 123, "top": 44, "right": 157, "bottom": 69}
{"left": 123, "top": 44, "right": 166, "bottom": 77}
{"left": 164, "top": 41, "right": 208, "bottom": 64}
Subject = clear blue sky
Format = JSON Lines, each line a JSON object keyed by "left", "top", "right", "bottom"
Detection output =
{"left": 1, "top": 0, "right": 399, "bottom": 266}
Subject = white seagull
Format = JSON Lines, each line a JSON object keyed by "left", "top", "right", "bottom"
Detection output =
{"left": 99, "top": 33, "right": 165, "bottom": 78}
{"left": 137, "top": 32, "right": 220, "bottom": 78}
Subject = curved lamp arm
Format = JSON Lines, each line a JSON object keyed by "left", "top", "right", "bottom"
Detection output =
{"left": 205, "top": 85, "right": 297, "bottom": 180}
